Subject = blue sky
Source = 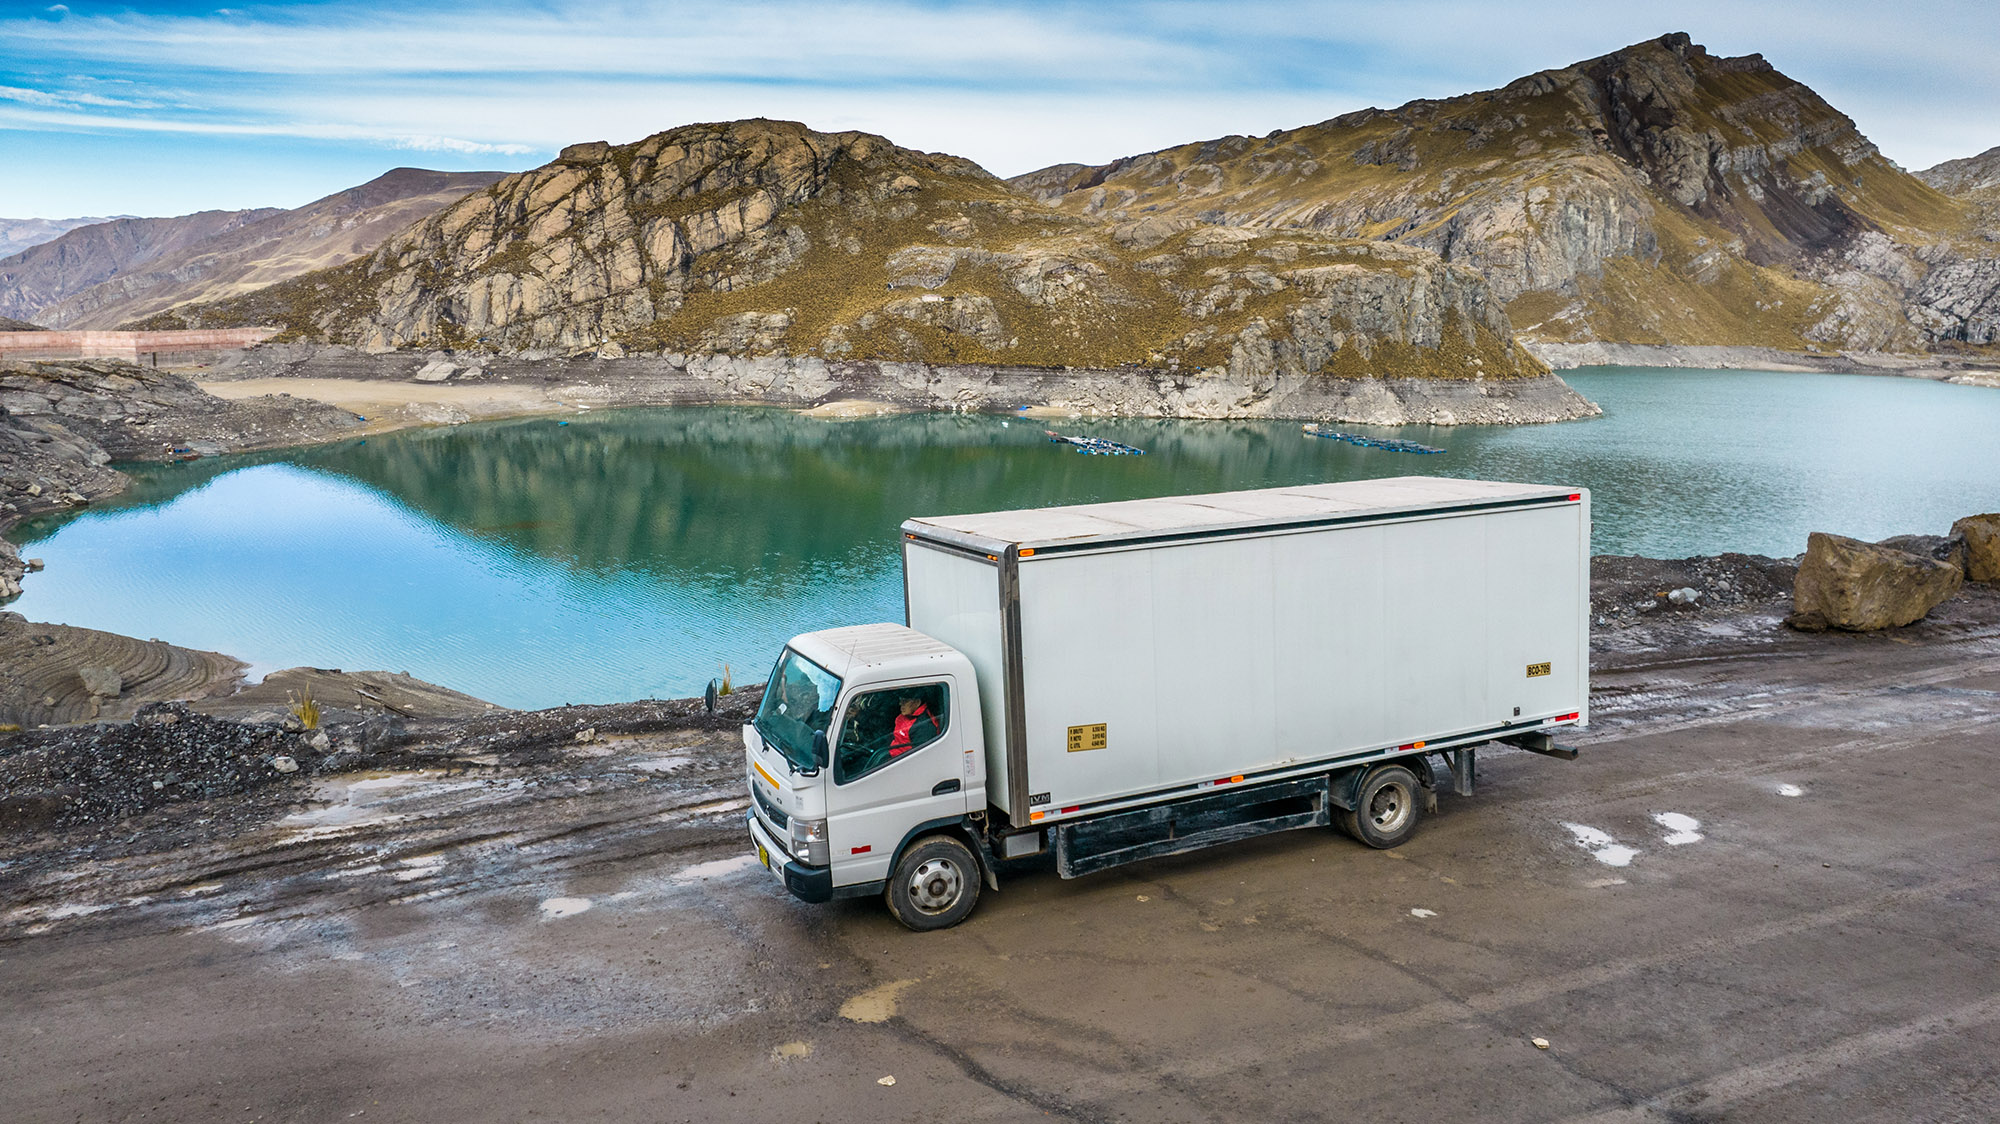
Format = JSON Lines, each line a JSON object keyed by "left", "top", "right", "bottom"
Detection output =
{"left": 2, "top": 0, "right": 1996, "bottom": 218}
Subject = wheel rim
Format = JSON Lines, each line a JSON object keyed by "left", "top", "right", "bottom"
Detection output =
{"left": 907, "top": 857, "right": 964, "bottom": 914}
{"left": 1368, "top": 780, "right": 1411, "bottom": 833}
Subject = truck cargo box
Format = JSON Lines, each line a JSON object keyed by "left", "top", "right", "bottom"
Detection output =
{"left": 901, "top": 476, "right": 1588, "bottom": 826}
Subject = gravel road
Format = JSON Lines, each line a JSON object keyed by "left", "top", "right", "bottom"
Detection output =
{"left": 3, "top": 590, "right": 1998, "bottom": 1123}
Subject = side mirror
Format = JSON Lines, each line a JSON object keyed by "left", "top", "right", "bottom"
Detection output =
{"left": 812, "top": 729, "right": 829, "bottom": 768}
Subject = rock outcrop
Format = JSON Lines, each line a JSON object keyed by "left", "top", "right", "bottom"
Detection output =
{"left": 145, "top": 119, "right": 1549, "bottom": 388}
{"left": 1787, "top": 532, "right": 1964, "bottom": 631}
{"left": 1951, "top": 514, "right": 2000, "bottom": 583}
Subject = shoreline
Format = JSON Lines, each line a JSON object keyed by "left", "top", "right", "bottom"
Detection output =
{"left": 1526, "top": 340, "right": 2000, "bottom": 387}
{"left": 201, "top": 342, "right": 1605, "bottom": 429}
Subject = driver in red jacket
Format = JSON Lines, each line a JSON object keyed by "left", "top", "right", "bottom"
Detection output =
{"left": 889, "top": 695, "right": 940, "bottom": 755}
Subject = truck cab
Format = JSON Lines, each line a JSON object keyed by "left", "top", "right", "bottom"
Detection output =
{"left": 744, "top": 624, "right": 989, "bottom": 924}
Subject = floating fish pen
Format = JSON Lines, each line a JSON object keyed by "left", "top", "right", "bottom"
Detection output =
{"left": 1045, "top": 430, "right": 1146, "bottom": 456}
{"left": 1302, "top": 423, "right": 1443, "bottom": 455}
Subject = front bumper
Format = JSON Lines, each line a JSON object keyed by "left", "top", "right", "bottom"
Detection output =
{"left": 747, "top": 810, "right": 833, "bottom": 903}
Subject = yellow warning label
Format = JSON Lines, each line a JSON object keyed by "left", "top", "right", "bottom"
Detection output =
{"left": 1066, "top": 723, "right": 1108, "bottom": 752}
{"left": 1526, "top": 662, "right": 1552, "bottom": 678}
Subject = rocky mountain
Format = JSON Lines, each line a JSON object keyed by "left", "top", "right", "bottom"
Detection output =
{"left": 1, "top": 317, "right": 44, "bottom": 331}
{"left": 1016, "top": 33, "right": 1997, "bottom": 352}
{"left": 144, "top": 120, "right": 1548, "bottom": 383}
{"left": 0, "top": 216, "right": 134, "bottom": 260}
{"left": 0, "top": 209, "right": 284, "bottom": 325}
{"left": 141, "top": 35, "right": 1997, "bottom": 379}
{"left": 32, "top": 168, "right": 506, "bottom": 330}
{"left": 1920, "top": 146, "right": 2000, "bottom": 196}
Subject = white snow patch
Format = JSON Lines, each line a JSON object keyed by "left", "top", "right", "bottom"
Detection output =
{"left": 538, "top": 896, "right": 593, "bottom": 920}
{"left": 1777, "top": 783, "right": 1804, "bottom": 797}
{"left": 1409, "top": 908, "right": 1437, "bottom": 919}
{"left": 1562, "top": 823, "right": 1638, "bottom": 867}
{"left": 1654, "top": 812, "right": 1703, "bottom": 845}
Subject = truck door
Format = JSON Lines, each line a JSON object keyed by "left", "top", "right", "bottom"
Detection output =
{"left": 826, "top": 678, "right": 966, "bottom": 887}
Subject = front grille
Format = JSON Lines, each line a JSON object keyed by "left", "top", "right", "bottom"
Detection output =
{"left": 753, "top": 781, "right": 789, "bottom": 831}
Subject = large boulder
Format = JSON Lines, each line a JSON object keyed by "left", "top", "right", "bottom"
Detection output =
{"left": 1950, "top": 514, "right": 2000, "bottom": 583}
{"left": 1787, "top": 532, "right": 1964, "bottom": 632}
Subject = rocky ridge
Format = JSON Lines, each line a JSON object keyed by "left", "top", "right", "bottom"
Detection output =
{"left": 36, "top": 168, "right": 506, "bottom": 331}
{"left": 143, "top": 120, "right": 1551, "bottom": 391}
{"left": 0, "top": 208, "right": 285, "bottom": 325}
{"left": 0, "top": 216, "right": 133, "bottom": 261}
{"left": 1018, "top": 33, "right": 2000, "bottom": 355}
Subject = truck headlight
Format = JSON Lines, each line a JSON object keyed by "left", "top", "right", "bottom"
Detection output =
{"left": 789, "top": 817, "right": 829, "bottom": 866}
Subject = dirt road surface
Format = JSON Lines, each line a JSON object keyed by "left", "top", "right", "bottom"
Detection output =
{"left": 5, "top": 595, "right": 2000, "bottom": 1123}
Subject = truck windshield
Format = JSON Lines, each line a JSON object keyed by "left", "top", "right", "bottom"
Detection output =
{"left": 754, "top": 648, "right": 841, "bottom": 772}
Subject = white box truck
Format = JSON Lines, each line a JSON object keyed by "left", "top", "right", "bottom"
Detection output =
{"left": 744, "top": 476, "right": 1588, "bottom": 930}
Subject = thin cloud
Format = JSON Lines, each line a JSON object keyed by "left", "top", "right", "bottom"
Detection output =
{"left": 0, "top": 0, "right": 1994, "bottom": 210}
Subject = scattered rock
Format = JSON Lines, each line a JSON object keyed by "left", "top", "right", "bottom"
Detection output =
{"left": 269, "top": 755, "right": 300, "bottom": 774}
{"left": 1787, "top": 532, "right": 1963, "bottom": 631}
{"left": 1951, "top": 514, "right": 2000, "bottom": 583}
{"left": 1666, "top": 587, "right": 1702, "bottom": 605}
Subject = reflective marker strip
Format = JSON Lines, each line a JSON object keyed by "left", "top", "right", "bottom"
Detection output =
{"left": 1398, "top": 741, "right": 1427, "bottom": 751}
{"left": 753, "top": 761, "right": 781, "bottom": 791}
{"left": 1568, "top": 493, "right": 1581, "bottom": 501}
{"left": 851, "top": 845, "right": 872, "bottom": 854}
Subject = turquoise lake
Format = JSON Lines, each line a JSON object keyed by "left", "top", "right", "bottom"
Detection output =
{"left": 10, "top": 366, "right": 2000, "bottom": 709}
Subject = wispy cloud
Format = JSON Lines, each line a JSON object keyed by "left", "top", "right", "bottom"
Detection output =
{"left": 1, "top": 0, "right": 1996, "bottom": 215}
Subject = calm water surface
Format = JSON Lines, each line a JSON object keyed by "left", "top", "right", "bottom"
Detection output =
{"left": 11, "top": 367, "right": 1999, "bottom": 708}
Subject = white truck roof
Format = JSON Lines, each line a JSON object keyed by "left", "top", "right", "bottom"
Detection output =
{"left": 790, "top": 622, "right": 962, "bottom": 682}
{"left": 903, "top": 476, "right": 1576, "bottom": 554}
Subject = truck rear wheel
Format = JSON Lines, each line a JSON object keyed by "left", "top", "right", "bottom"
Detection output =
{"left": 1340, "top": 764, "right": 1422, "bottom": 849}
{"left": 884, "top": 835, "right": 981, "bottom": 931}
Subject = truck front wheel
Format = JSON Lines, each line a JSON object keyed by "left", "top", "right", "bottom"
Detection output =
{"left": 1340, "top": 764, "right": 1423, "bottom": 849}
{"left": 884, "top": 835, "right": 982, "bottom": 931}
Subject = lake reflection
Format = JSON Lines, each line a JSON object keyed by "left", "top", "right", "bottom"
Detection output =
{"left": 12, "top": 367, "right": 2000, "bottom": 707}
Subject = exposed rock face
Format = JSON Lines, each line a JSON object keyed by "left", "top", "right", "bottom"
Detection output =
{"left": 0, "top": 209, "right": 284, "bottom": 325}
{"left": 1951, "top": 514, "right": 2000, "bottom": 583}
{"left": 1018, "top": 34, "right": 1987, "bottom": 355}
{"left": 1787, "top": 532, "right": 1964, "bottom": 631}
{"left": 149, "top": 119, "right": 1547, "bottom": 386}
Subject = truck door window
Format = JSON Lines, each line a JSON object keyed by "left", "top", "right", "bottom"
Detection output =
{"left": 835, "top": 682, "right": 950, "bottom": 784}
